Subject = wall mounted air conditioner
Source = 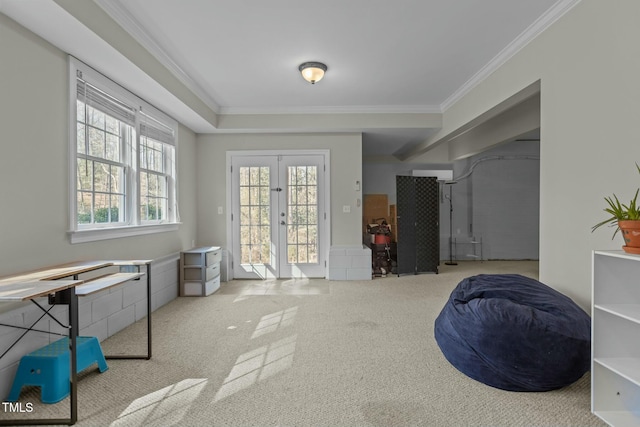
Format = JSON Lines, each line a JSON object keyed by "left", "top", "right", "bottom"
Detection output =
{"left": 411, "top": 170, "right": 453, "bottom": 181}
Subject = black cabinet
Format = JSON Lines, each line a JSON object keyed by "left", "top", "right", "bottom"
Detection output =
{"left": 396, "top": 176, "right": 439, "bottom": 274}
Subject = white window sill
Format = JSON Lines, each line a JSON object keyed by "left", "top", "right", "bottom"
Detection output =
{"left": 68, "top": 223, "right": 181, "bottom": 244}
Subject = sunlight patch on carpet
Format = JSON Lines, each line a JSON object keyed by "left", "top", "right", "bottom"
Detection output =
{"left": 251, "top": 306, "right": 298, "bottom": 339}
{"left": 214, "top": 335, "right": 297, "bottom": 402}
{"left": 110, "top": 378, "right": 207, "bottom": 427}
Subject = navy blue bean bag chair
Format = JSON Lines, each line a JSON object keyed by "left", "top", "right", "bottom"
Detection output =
{"left": 434, "top": 274, "right": 590, "bottom": 392}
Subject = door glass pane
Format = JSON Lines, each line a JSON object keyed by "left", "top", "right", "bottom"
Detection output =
{"left": 239, "top": 166, "right": 271, "bottom": 264}
{"left": 287, "top": 165, "right": 318, "bottom": 263}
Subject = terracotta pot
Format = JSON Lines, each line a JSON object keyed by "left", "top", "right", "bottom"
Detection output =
{"left": 619, "top": 220, "right": 640, "bottom": 254}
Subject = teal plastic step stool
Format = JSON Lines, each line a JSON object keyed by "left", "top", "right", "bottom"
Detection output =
{"left": 8, "top": 336, "right": 108, "bottom": 404}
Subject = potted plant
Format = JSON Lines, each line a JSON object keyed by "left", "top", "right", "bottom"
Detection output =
{"left": 592, "top": 164, "right": 640, "bottom": 254}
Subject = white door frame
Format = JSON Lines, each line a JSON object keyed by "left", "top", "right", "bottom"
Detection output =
{"left": 226, "top": 149, "right": 331, "bottom": 279}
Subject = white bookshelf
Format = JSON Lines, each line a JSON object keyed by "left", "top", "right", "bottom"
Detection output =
{"left": 592, "top": 250, "right": 640, "bottom": 426}
{"left": 180, "top": 246, "right": 222, "bottom": 296}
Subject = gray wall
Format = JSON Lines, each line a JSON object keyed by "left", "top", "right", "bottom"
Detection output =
{"left": 0, "top": 13, "right": 197, "bottom": 400}
{"left": 0, "top": 14, "right": 198, "bottom": 277}
{"left": 451, "top": 140, "right": 540, "bottom": 260}
{"left": 196, "top": 133, "right": 364, "bottom": 249}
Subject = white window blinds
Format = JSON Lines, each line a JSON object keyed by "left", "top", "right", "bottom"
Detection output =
{"left": 140, "top": 111, "right": 176, "bottom": 146}
{"left": 76, "top": 77, "right": 136, "bottom": 126}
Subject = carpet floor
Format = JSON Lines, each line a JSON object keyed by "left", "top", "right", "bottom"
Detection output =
{"left": 3, "top": 261, "right": 606, "bottom": 426}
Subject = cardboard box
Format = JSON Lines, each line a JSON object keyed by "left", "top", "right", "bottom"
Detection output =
{"left": 390, "top": 223, "right": 398, "bottom": 242}
{"left": 364, "top": 194, "right": 389, "bottom": 223}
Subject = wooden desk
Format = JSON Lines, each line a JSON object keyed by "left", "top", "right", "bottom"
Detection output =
{"left": 75, "top": 272, "right": 144, "bottom": 296}
{"left": 0, "top": 280, "right": 82, "bottom": 301}
{"left": 0, "top": 260, "right": 152, "bottom": 426}
{"left": 0, "top": 276, "right": 83, "bottom": 425}
{"left": 0, "top": 262, "right": 112, "bottom": 286}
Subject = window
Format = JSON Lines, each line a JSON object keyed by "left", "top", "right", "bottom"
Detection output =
{"left": 139, "top": 113, "right": 176, "bottom": 223}
{"left": 69, "top": 57, "right": 179, "bottom": 243}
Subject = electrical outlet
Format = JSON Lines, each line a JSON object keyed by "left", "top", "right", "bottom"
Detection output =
{"left": 343, "top": 205, "right": 351, "bottom": 213}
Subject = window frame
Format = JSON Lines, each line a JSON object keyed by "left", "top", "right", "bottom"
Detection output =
{"left": 75, "top": 102, "right": 131, "bottom": 229}
{"left": 68, "top": 57, "right": 180, "bottom": 244}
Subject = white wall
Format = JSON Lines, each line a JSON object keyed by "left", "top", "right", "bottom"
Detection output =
{"left": 415, "top": 0, "right": 640, "bottom": 310}
{"left": 195, "top": 133, "right": 363, "bottom": 249}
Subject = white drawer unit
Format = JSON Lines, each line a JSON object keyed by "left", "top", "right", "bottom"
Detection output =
{"left": 180, "top": 246, "right": 222, "bottom": 296}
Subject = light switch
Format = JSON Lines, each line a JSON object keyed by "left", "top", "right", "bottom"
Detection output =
{"left": 218, "top": 206, "right": 223, "bottom": 215}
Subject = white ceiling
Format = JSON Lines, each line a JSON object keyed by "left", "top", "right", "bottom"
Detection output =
{"left": 2, "top": 0, "right": 566, "bottom": 158}
{"left": 107, "top": 0, "right": 559, "bottom": 112}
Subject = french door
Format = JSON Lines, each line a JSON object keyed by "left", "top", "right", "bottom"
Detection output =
{"left": 230, "top": 153, "right": 326, "bottom": 279}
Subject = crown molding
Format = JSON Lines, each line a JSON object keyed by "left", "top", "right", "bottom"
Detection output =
{"left": 92, "top": 0, "right": 221, "bottom": 114}
{"left": 92, "top": 0, "right": 578, "bottom": 119}
{"left": 440, "top": 0, "right": 582, "bottom": 112}
{"left": 219, "top": 104, "right": 442, "bottom": 115}
{"left": 91, "top": 0, "right": 440, "bottom": 118}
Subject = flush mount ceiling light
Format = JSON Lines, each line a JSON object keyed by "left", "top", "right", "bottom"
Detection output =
{"left": 299, "top": 62, "right": 327, "bottom": 84}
